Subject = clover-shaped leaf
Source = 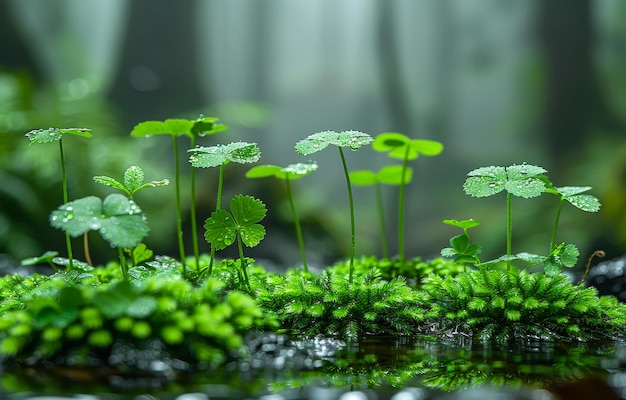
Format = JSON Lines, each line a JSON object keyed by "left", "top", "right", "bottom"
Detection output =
{"left": 189, "top": 142, "right": 261, "bottom": 168}
{"left": 247, "top": 162, "right": 318, "bottom": 180}
{"left": 204, "top": 194, "right": 266, "bottom": 250}
{"left": 50, "top": 194, "right": 149, "bottom": 248}
{"left": 25, "top": 127, "right": 92, "bottom": 145}
{"left": 94, "top": 166, "right": 169, "bottom": 197}
{"left": 294, "top": 130, "right": 373, "bottom": 155}
{"left": 190, "top": 115, "right": 229, "bottom": 137}
{"left": 463, "top": 164, "right": 547, "bottom": 199}
{"left": 443, "top": 219, "right": 481, "bottom": 230}
{"left": 372, "top": 132, "right": 443, "bottom": 160}
{"left": 131, "top": 116, "right": 228, "bottom": 138}
{"left": 350, "top": 165, "right": 413, "bottom": 186}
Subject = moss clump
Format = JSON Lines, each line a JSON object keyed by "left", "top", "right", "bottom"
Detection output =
{"left": 254, "top": 268, "right": 435, "bottom": 338}
{"left": 0, "top": 265, "right": 276, "bottom": 369}
{"left": 426, "top": 267, "right": 626, "bottom": 341}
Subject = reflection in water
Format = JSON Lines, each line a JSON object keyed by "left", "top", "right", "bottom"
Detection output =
{"left": 1, "top": 334, "right": 624, "bottom": 399}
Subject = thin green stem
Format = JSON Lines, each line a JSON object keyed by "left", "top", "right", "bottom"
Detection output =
{"left": 506, "top": 192, "right": 512, "bottom": 270}
{"left": 398, "top": 147, "right": 410, "bottom": 262}
{"left": 375, "top": 182, "right": 388, "bottom": 259}
{"left": 59, "top": 139, "right": 74, "bottom": 270}
{"left": 338, "top": 147, "right": 356, "bottom": 283}
{"left": 236, "top": 234, "right": 251, "bottom": 291}
{"left": 207, "top": 163, "right": 226, "bottom": 277}
{"left": 172, "top": 136, "right": 186, "bottom": 273}
{"left": 285, "top": 177, "right": 308, "bottom": 271}
{"left": 550, "top": 198, "right": 565, "bottom": 252}
{"left": 189, "top": 136, "right": 200, "bottom": 272}
{"left": 117, "top": 247, "right": 128, "bottom": 278}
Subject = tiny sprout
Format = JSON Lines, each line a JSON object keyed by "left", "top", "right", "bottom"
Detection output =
{"left": 204, "top": 194, "right": 267, "bottom": 289}
{"left": 189, "top": 142, "right": 261, "bottom": 275}
{"left": 371, "top": 132, "right": 443, "bottom": 262}
{"left": 543, "top": 185, "right": 601, "bottom": 252}
{"left": 94, "top": 165, "right": 169, "bottom": 199}
{"left": 441, "top": 219, "right": 482, "bottom": 266}
{"left": 463, "top": 163, "right": 547, "bottom": 267}
{"left": 295, "top": 130, "right": 373, "bottom": 282}
{"left": 25, "top": 127, "right": 93, "bottom": 270}
{"left": 246, "top": 162, "right": 318, "bottom": 271}
{"left": 131, "top": 116, "right": 229, "bottom": 273}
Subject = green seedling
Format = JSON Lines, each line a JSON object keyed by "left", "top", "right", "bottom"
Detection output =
{"left": 131, "top": 116, "right": 228, "bottom": 272}
{"left": 93, "top": 165, "right": 169, "bottom": 199}
{"left": 25, "top": 127, "right": 93, "bottom": 270}
{"left": 93, "top": 166, "right": 167, "bottom": 267}
{"left": 463, "top": 163, "right": 547, "bottom": 269}
{"left": 295, "top": 130, "right": 374, "bottom": 282}
{"left": 204, "top": 194, "right": 267, "bottom": 289}
{"left": 349, "top": 165, "right": 413, "bottom": 259}
{"left": 49, "top": 193, "right": 150, "bottom": 277}
{"left": 440, "top": 219, "right": 482, "bottom": 266}
{"left": 189, "top": 142, "right": 261, "bottom": 275}
{"left": 246, "top": 162, "right": 318, "bottom": 271}
{"left": 543, "top": 185, "right": 601, "bottom": 252}
{"left": 371, "top": 133, "right": 443, "bottom": 262}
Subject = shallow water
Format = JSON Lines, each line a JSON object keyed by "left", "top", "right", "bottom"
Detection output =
{"left": 2, "top": 334, "right": 625, "bottom": 400}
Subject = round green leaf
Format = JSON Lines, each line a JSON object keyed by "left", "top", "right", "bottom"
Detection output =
{"left": 372, "top": 132, "right": 409, "bottom": 152}
{"left": 295, "top": 130, "right": 372, "bottom": 155}
{"left": 504, "top": 178, "right": 545, "bottom": 198}
{"left": 378, "top": 165, "right": 412, "bottom": 185}
{"left": 280, "top": 162, "right": 318, "bottom": 179}
{"left": 190, "top": 116, "right": 229, "bottom": 137}
{"left": 505, "top": 164, "right": 547, "bottom": 180}
{"left": 463, "top": 176, "right": 506, "bottom": 197}
{"left": 349, "top": 170, "right": 377, "bottom": 186}
{"left": 25, "top": 127, "right": 92, "bottom": 145}
{"left": 246, "top": 165, "right": 282, "bottom": 179}
{"left": 50, "top": 194, "right": 149, "bottom": 248}
{"left": 443, "top": 219, "right": 481, "bottom": 230}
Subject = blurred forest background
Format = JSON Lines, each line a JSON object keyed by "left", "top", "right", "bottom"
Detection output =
{"left": 1, "top": 0, "right": 626, "bottom": 270}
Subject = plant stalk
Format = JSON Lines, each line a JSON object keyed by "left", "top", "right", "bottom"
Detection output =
{"left": 83, "top": 232, "right": 93, "bottom": 266}
{"left": 189, "top": 136, "right": 200, "bottom": 272}
{"left": 236, "top": 234, "right": 251, "bottom": 291}
{"left": 375, "top": 182, "right": 388, "bottom": 259}
{"left": 550, "top": 198, "right": 565, "bottom": 252}
{"left": 506, "top": 192, "right": 512, "bottom": 270}
{"left": 117, "top": 247, "right": 128, "bottom": 278}
{"left": 285, "top": 176, "right": 308, "bottom": 271}
{"left": 172, "top": 136, "right": 186, "bottom": 273}
{"left": 338, "top": 147, "right": 356, "bottom": 283}
{"left": 207, "top": 163, "right": 226, "bottom": 277}
{"left": 397, "top": 146, "right": 410, "bottom": 262}
{"left": 59, "top": 139, "right": 74, "bottom": 270}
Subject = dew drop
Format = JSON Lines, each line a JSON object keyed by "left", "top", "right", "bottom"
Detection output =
{"left": 488, "top": 183, "right": 496, "bottom": 188}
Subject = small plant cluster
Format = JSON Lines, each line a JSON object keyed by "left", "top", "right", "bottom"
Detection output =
{"left": 0, "top": 263, "right": 276, "bottom": 369}
{"left": 254, "top": 268, "right": 434, "bottom": 338}
{"left": 1, "top": 117, "right": 624, "bottom": 373}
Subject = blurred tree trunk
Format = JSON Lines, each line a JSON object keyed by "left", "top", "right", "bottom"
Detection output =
{"left": 538, "top": 0, "right": 619, "bottom": 178}
{"left": 108, "top": 0, "right": 204, "bottom": 129}
{"left": 376, "top": 1, "right": 412, "bottom": 133}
